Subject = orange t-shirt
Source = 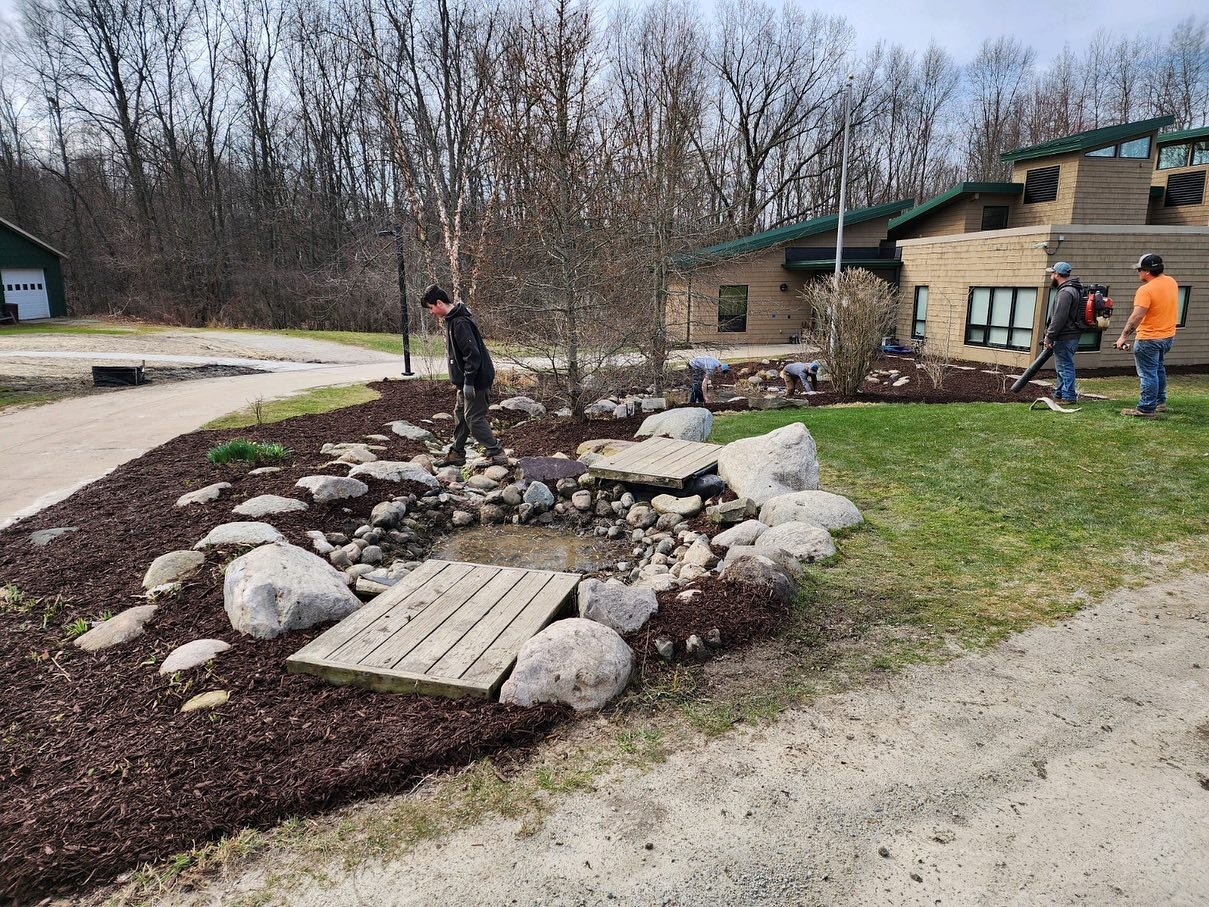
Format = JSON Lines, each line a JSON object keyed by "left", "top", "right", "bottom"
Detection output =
{"left": 1133, "top": 273, "right": 1179, "bottom": 340}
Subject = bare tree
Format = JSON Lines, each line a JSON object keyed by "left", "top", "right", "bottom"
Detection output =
{"left": 965, "top": 36, "right": 1035, "bottom": 179}
{"left": 803, "top": 269, "right": 898, "bottom": 398}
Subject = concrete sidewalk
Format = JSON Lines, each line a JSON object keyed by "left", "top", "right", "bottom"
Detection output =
{"left": 0, "top": 360, "right": 429, "bottom": 529}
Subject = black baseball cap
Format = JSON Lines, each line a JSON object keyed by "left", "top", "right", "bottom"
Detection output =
{"left": 1135, "top": 253, "right": 1163, "bottom": 271}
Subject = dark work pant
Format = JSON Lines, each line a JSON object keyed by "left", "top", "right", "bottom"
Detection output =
{"left": 689, "top": 367, "right": 705, "bottom": 403}
{"left": 452, "top": 386, "right": 503, "bottom": 457}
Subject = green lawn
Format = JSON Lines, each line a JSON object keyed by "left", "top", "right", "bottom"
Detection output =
{"left": 203, "top": 383, "right": 380, "bottom": 430}
{"left": 711, "top": 382, "right": 1209, "bottom": 649}
{"left": 0, "top": 321, "right": 165, "bottom": 336}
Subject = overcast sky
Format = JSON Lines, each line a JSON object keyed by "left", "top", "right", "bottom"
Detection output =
{"left": 0, "top": 0, "right": 1196, "bottom": 65}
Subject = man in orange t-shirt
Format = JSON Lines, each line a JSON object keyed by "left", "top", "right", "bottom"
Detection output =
{"left": 1113, "top": 253, "right": 1178, "bottom": 417}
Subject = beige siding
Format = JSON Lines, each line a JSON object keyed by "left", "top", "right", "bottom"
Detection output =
{"left": 1071, "top": 156, "right": 1154, "bottom": 224}
{"left": 1148, "top": 164, "right": 1209, "bottom": 226}
{"left": 892, "top": 192, "right": 1020, "bottom": 240}
{"left": 1010, "top": 152, "right": 1082, "bottom": 227}
{"left": 669, "top": 218, "right": 894, "bottom": 346}
{"left": 897, "top": 226, "right": 1209, "bottom": 369}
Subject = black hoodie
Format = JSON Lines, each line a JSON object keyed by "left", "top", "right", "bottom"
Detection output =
{"left": 443, "top": 302, "right": 495, "bottom": 389}
{"left": 1046, "top": 276, "right": 1085, "bottom": 342}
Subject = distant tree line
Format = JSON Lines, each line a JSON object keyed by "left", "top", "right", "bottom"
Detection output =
{"left": 0, "top": 0, "right": 1205, "bottom": 359}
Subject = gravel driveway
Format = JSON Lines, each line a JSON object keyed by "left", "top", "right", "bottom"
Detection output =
{"left": 184, "top": 571, "right": 1209, "bottom": 907}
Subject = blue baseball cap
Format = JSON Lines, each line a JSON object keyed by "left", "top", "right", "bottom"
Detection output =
{"left": 1045, "top": 261, "right": 1072, "bottom": 276}
{"left": 720, "top": 363, "right": 729, "bottom": 372}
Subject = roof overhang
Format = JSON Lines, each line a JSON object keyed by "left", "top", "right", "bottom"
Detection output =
{"left": 1156, "top": 125, "right": 1209, "bottom": 146}
{"left": 673, "top": 197, "right": 914, "bottom": 269}
{"left": 1001, "top": 115, "right": 1175, "bottom": 163}
{"left": 0, "top": 216, "right": 68, "bottom": 260}
{"left": 782, "top": 259, "right": 903, "bottom": 271}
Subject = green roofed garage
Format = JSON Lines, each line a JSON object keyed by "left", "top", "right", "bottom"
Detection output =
{"left": 0, "top": 217, "right": 67, "bottom": 321}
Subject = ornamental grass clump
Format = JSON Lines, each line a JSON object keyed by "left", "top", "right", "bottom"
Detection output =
{"left": 206, "top": 439, "right": 292, "bottom": 465}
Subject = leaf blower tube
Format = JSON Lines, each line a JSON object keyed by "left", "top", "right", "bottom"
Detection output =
{"left": 1010, "top": 347, "right": 1054, "bottom": 393}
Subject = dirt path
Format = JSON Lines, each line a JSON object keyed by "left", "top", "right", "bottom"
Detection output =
{"left": 191, "top": 571, "right": 1209, "bottom": 907}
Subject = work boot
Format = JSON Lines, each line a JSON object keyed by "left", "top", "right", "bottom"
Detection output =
{"left": 486, "top": 453, "right": 511, "bottom": 467}
{"left": 1120, "top": 408, "right": 1158, "bottom": 419}
{"left": 1156, "top": 404, "right": 1168, "bottom": 412}
{"left": 436, "top": 451, "right": 467, "bottom": 467}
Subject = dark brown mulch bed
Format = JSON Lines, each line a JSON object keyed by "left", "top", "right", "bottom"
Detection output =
{"left": 0, "top": 379, "right": 649, "bottom": 902}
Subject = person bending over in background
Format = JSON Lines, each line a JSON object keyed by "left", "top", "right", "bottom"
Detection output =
{"left": 687, "top": 354, "right": 728, "bottom": 404}
{"left": 420, "top": 284, "right": 508, "bottom": 466}
{"left": 781, "top": 360, "right": 819, "bottom": 396}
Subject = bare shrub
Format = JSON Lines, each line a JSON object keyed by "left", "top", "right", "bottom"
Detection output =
{"left": 918, "top": 293, "right": 956, "bottom": 389}
{"left": 802, "top": 269, "right": 898, "bottom": 398}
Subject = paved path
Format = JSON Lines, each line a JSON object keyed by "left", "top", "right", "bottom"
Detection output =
{"left": 2, "top": 350, "right": 324, "bottom": 371}
{"left": 0, "top": 361, "right": 425, "bottom": 528}
{"left": 191, "top": 572, "right": 1209, "bottom": 907}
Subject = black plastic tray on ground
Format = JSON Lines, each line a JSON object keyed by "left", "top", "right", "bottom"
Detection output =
{"left": 91, "top": 364, "right": 146, "bottom": 387}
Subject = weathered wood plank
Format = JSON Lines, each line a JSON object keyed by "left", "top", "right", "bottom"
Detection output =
{"left": 288, "top": 560, "right": 583, "bottom": 698}
{"left": 460, "top": 573, "right": 581, "bottom": 690}
{"left": 428, "top": 570, "right": 556, "bottom": 679}
{"left": 357, "top": 564, "right": 501, "bottom": 670}
{"left": 326, "top": 561, "right": 475, "bottom": 665}
{"left": 389, "top": 567, "right": 522, "bottom": 675}
{"left": 589, "top": 436, "right": 721, "bottom": 488}
{"left": 285, "top": 654, "right": 495, "bottom": 699}
{"left": 289, "top": 559, "right": 448, "bottom": 662}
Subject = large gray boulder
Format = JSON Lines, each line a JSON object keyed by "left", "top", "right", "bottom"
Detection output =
{"left": 350, "top": 461, "right": 441, "bottom": 489}
{"left": 224, "top": 543, "right": 361, "bottom": 639}
{"left": 499, "top": 396, "right": 547, "bottom": 418}
{"left": 577, "top": 579, "right": 658, "bottom": 634}
{"left": 385, "top": 420, "right": 439, "bottom": 444}
{"left": 143, "top": 549, "right": 205, "bottom": 589}
{"left": 294, "top": 475, "right": 369, "bottom": 503}
{"left": 713, "top": 519, "right": 769, "bottom": 549}
{"left": 720, "top": 552, "right": 798, "bottom": 605}
{"left": 716, "top": 422, "right": 819, "bottom": 506}
{"left": 74, "top": 605, "right": 158, "bottom": 652}
{"left": 194, "top": 521, "right": 286, "bottom": 549}
{"left": 233, "top": 495, "right": 309, "bottom": 518}
{"left": 523, "top": 481, "right": 555, "bottom": 510}
{"left": 759, "top": 490, "right": 862, "bottom": 530}
{"left": 635, "top": 407, "right": 713, "bottom": 443}
{"left": 499, "top": 618, "right": 634, "bottom": 712}
{"left": 755, "top": 521, "right": 836, "bottom": 566}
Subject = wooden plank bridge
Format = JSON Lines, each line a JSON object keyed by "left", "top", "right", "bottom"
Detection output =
{"left": 588, "top": 435, "right": 722, "bottom": 489}
{"left": 287, "top": 559, "right": 580, "bottom": 698}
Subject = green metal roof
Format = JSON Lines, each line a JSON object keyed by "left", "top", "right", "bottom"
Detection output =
{"left": 675, "top": 198, "right": 914, "bottom": 266}
{"left": 888, "top": 182, "right": 1022, "bottom": 233}
{"left": 1000, "top": 115, "right": 1175, "bottom": 163}
{"left": 1156, "top": 125, "right": 1209, "bottom": 145}
{"left": 782, "top": 259, "right": 903, "bottom": 271}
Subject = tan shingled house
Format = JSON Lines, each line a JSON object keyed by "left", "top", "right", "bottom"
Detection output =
{"left": 670, "top": 115, "right": 1209, "bottom": 369}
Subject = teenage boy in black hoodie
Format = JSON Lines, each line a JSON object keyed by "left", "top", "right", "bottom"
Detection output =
{"left": 419, "top": 284, "right": 507, "bottom": 467}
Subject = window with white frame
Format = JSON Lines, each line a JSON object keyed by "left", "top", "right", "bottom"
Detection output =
{"left": 911, "top": 287, "right": 928, "bottom": 339}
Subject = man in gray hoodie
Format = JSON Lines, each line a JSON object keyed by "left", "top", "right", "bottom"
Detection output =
{"left": 1043, "top": 262, "right": 1084, "bottom": 404}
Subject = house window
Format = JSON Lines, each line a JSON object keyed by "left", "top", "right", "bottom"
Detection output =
{"left": 1165, "top": 170, "right": 1206, "bottom": 206}
{"left": 1047, "top": 287, "right": 1102, "bottom": 351}
{"left": 1193, "top": 142, "right": 1209, "bottom": 166}
{"left": 1118, "top": 137, "right": 1152, "bottom": 159}
{"left": 980, "top": 206, "right": 1009, "bottom": 230}
{"left": 1086, "top": 145, "right": 1116, "bottom": 158}
{"left": 1159, "top": 143, "right": 1191, "bottom": 169}
{"left": 718, "top": 285, "right": 748, "bottom": 333}
{"left": 1023, "top": 165, "right": 1060, "bottom": 203}
{"left": 911, "top": 287, "right": 928, "bottom": 339}
{"left": 1178, "top": 287, "right": 1190, "bottom": 328}
{"left": 966, "top": 287, "right": 1037, "bottom": 351}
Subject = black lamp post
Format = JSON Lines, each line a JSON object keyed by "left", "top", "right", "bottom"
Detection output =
{"left": 377, "top": 225, "right": 414, "bottom": 376}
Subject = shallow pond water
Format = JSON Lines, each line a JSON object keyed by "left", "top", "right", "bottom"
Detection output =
{"left": 430, "top": 524, "right": 621, "bottom": 573}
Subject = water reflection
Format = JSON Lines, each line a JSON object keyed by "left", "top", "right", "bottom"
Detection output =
{"left": 430, "top": 524, "right": 622, "bottom": 573}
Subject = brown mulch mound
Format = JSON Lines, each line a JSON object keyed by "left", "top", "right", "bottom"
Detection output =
{"left": 0, "top": 379, "right": 647, "bottom": 902}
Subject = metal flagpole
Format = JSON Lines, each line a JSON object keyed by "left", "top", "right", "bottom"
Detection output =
{"left": 834, "top": 74, "right": 854, "bottom": 278}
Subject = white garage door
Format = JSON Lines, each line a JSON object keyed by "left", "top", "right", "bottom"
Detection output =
{"left": 3, "top": 268, "right": 51, "bottom": 320}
